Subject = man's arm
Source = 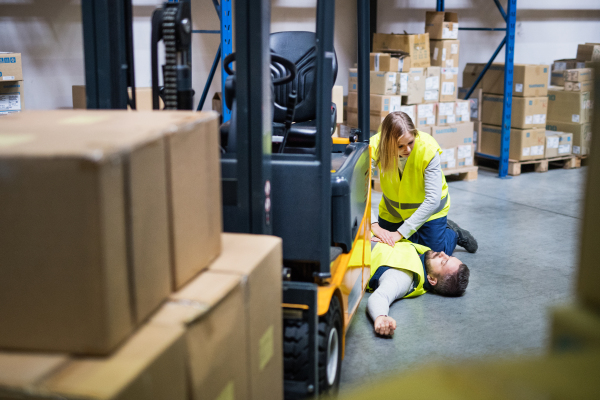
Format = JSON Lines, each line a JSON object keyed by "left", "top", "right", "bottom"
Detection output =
{"left": 367, "top": 268, "right": 414, "bottom": 335}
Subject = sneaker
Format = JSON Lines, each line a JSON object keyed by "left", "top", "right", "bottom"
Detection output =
{"left": 447, "top": 219, "right": 478, "bottom": 253}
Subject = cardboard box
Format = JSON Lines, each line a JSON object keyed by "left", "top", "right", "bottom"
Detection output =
{"left": 483, "top": 64, "right": 550, "bottom": 97}
{"left": 332, "top": 85, "right": 344, "bottom": 123}
{"left": 440, "top": 67, "right": 458, "bottom": 102}
{"left": 429, "top": 39, "right": 460, "bottom": 68}
{"left": 402, "top": 68, "right": 425, "bottom": 104}
{"left": 0, "top": 80, "right": 24, "bottom": 114}
{"left": 212, "top": 92, "right": 222, "bottom": 113}
{"left": 370, "top": 71, "right": 399, "bottom": 95}
{"left": 0, "top": 353, "right": 70, "bottom": 398}
{"left": 424, "top": 67, "right": 440, "bottom": 103}
{"left": 462, "top": 63, "right": 485, "bottom": 91}
{"left": 576, "top": 43, "right": 600, "bottom": 62}
{"left": 482, "top": 95, "right": 548, "bottom": 129}
{"left": 455, "top": 99, "right": 470, "bottom": 123}
{"left": 565, "top": 81, "right": 594, "bottom": 92}
{"left": 370, "top": 53, "right": 411, "bottom": 72}
{"left": 152, "top": 271, "right": 249, "bottom": 400}
{"left": 474, "top": 120, "right": 482, "bottom": 152}
{"left": 209, "top": 234, "right": 283, "bottom": 400}
{"left": 545, "top": 131, "right": 572, "bottom": 158}
{"left": 553, "top": 59, "right": 587, "bottom": 72}
{"left": 372, "top": 33, "right": 431, "bottom": 68}
{"left": 436, "top": 101, "right": 455, "bottom": 126}
{"left": 546, "top": 120, "right": 592, "bottom": 156}
{"left": 72, "top": 85, "right": 164, "bottom": 110}
{"left": 480, "top": 124, "right": 545, "bottom": 161}
{"left": 429, "top": 122, "right": 474, "bottom": 170}
{"left": 416, "top": 103, "right": 436, "bottom": 129}
{"left": 425, "top": 11, "right": 459, "bottom": 40}
{"left": 458, "top": 87, "right": 482, "bottom": 121}
{"left": 348, "top": 68, "right": 358, "bottom": 92}
{"left": 565, "top": 68, "right": 593, "bottom": 82}
{"left": 550, "top": 304, "right": 600, "bottom": 353}
{"left": 457, "top": 143, "right": 475, "bottom": 168}
{"left": 547, "top": 89, "right": 592, "bottom": 124}
{"left": 39, "top": 324, "right": 188, "bottom": 400}
{"left": 550, "top": 70, "right": 565, "bottom": 87}
{"left": 0, "top": 52, "right": 22, "bottom": 81}
{"left": 347, "top": 110, "right": 358, "bottom": 128}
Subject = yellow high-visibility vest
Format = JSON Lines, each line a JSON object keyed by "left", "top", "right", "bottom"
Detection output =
{"left": 368, "top": 240, "right": 431, "bottom": 298}
{"left": 370, "top": 131, "right": 450, "bottom": 224}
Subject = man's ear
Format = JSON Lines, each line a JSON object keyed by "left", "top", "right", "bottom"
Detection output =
{"left": 427, "top": 274, "right": 437, "bottom": 286}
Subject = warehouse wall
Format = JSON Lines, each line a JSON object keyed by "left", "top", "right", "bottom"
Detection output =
{"left": 377, "top": 0, "right": 600, "bottom": 88}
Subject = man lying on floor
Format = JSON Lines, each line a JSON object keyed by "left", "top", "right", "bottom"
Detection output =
{"left": 367, "top": 239, "right": 470, "bottom": 336}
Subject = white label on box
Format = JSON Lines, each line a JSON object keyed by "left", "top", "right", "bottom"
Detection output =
{"left": 451, "top": 44, "right": 459, "bottom": 54}
{"left": 455, "top": 102, "right": 469, "bottom": 115}
{"left": 400, "top": 106, "right": 415, "bottom": 121}
{"left": 460, "top": 113, "right": 470, "bottom": 122}
{"left": 0, "top": 94, "right": 21, "bottom": 111}
{"left": 546, "top": 137, "right": 559, "bottom": 149}
{"left": 531, "top": 145, "right": 544, "bottom": 156}
{"left": 441, "top": 82, "right": 455, "bottom": 95}
{"left": 424, "top": 90, "right": 438, "bottom": 101}
{"left": 447, "top": 159, "right": 456, "bottom": 169}
{"left": 442, "top": 48, "right": 447, "bottom": 61}
{"left": 390, "top": 97, "right": 401, "bottom": 111}
{"left": 400, "top": 73, "right": 408, "bottom": 94}
{"left": 433, "top": 47, "right": 439, "bottom": 61}
{"left": 426, "top": 76, "right": 440, "bottom": 90}
{"left": 388, "top": 73, "right": 397, "bottom": 83}
{"left": 374, "top": 54, "right": 380, "bottom": 71}
{"left": 554, "top": 62, "right": 567, "bottom": 71}
{"left": 426, "top": 115, "right": 436, "bottom": 125}
{"left": 572, "top": 114, "right": 580, "bottom": 123}
{"left": 573, "top": 146, "right": 581, "bottom": 155}
{"left": 442, "top": 67, "right": 459, "bottom": 75}
{"left": 441, "top": 148, "right": 455, "bottom": 162}
{"left": 447, "top": 114, "right": 456, "bottom": 124}
{"left": 2, "top": 76, "right": 15, "bottom": 81}
{"left": 558, "top": 144, "right": 571, "bottom": 155}
{"left": 532, "top": 114, "right": 545, "bottom": 124}
{"left": 458, "top": 145, "right": 472, "bottom": 159}
{"left": 464, "top": 156, "right": 473, "bottom": 166}
{"left": 445, "top": 60, "right": 454, "bottom": 68}
{"left": 525, "top": 115, "right": 533, "bottom": 124}
{"left": 418, "top": 103, "right": 435, "bottom": 118}
{"left": 439, "top": 102, "right": 454, "bottom": 116}
{"left": 522, "top": 147, "right": 531, "bottom": 156}
{"left": 414, "top": 76, "right": 420, "bottom": 81}
{"left": 515, "top": 83, "right": 523, "bottom": 93}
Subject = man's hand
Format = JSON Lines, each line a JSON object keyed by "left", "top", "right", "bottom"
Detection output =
{"left": 374, "top": 315, "right": 397, "bottom": 336}
{"left": 371, "top": 224, "right": 403, "bottom": 247}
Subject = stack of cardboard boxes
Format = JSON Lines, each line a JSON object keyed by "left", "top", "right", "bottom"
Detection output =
{"left": 459, "top": 63, "right": 485, "bottom": 151}
{"left": 0, "top": 52, "right": 24, "bottom": 115}
{"left": 347, "top": 10, "right": 474, "bottom": 174}
{"left": 478, "top": 64, "right": 550, "bottom": 162}
{"left": 0, "top": 111, "right": 283, "bottom": 400}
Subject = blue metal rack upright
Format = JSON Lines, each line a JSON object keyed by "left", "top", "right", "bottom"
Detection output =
{"left": 437, "top": 0, "right": 517, "bottom": 178}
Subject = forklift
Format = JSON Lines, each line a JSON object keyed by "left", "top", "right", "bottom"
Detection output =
{"left": 82, "top": 0, "right": 373, "bottom": 397}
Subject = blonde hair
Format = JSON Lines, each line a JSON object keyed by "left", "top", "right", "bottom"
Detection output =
{"left": 375, "top": 111, "right": 419, "bottom": 173}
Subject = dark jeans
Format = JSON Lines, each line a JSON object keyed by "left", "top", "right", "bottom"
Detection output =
{"left": 378, "top": 215, "right": 458, "bottom": 255}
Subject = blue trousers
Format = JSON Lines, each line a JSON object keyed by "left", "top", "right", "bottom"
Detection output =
{"left": 378, "top": 215, "right": 458, "bottom": 256}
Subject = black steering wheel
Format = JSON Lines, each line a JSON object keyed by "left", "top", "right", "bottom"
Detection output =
{"left": 223, "top": 52, "right": 297, "bottom": 85}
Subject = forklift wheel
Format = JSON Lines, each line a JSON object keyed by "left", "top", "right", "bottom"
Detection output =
{"left": 283, "top": 318, "right": 310, "bottom": 383}
{"left": 318, "top": 295, "right": 343, "bottom": 394}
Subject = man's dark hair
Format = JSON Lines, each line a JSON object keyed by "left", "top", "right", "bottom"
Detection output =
{"left": 432, "top": 264, "right": 470, "bottom": 297}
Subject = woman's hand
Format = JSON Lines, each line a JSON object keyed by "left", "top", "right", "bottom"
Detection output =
{"left": 371, "top": 224, "right": 403, "bottom": 247}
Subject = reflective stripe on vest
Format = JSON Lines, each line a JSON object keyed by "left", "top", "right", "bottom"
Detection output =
{"left": 382, "top": 194, "right": 402, "bottom": 219}
{"left": 383, "top": 194, "right": 448, "bottom": 219}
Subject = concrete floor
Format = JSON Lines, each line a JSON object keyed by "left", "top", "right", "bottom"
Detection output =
{"left": 340, "top": 166, "right": 585, "bottom": 393}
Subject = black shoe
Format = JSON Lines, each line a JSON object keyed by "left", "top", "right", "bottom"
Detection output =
{"left": 447, "top": 219, "right": 478, "bottom": 253}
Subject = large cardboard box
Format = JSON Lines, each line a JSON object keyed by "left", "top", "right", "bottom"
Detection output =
{"left": 576, "top": 43, "right": 600, "bottom": 62}
{"left": 152, "top": 271, "right": 249, "bottom": 400}
{"left": 332, "top": 85, "right": 344, "bottom": 123}
{"left": 210, "top": 234, "right": 283, "bottom": 400}
{"left": 0, "top": 52, "right": 23, "bottom": 81}
{"left": 565, "top": 81, "right": 594, "bottom": 92}
{"left": 565, "top": 68, "right": 593, "bottom": 82}
{"left": 403, "top": 68, "right": 425, "bottom": 104}
{"left": 482, "top": 94, "right": 548, "bottom": 129}
{"left": 72, "top": 85, "right": 164, "bottom": 110}
{"left": 480, "top": 124, "right": 545, "bottom": 161}
{"left": 545, "top": 131, "right": 572, "bottom": 158}
{"left": 458, "top": 87, "right": 482, "bottom": 121}
{"left": 424, "top": 67, "right": 440, "bottom": 103}
{"left": 436, "top": 101, "right": 455, "bottom": 126}
{"left": 546, "top": 120, "right": 592, "bottom": 156}
{"left": 348, "top": 68, "right": 358, "bottom": 92}
{"left": 440, "top": 67, "right": 458, "bottom": 102}
{"left": 429, "top": 39, "right": 460, "bottom": 68}
{"left": 483, "top": 64, "right": 550, "bottom": 97}
{"left": 370, "top": 53, "right": 411, "bottom": 72}
{"left": 462, "top": 63, "right": 485, "bottom": 91}
{"left": 429, "top": 122, "right": 474, "bottom": 170}
{"left": 455, "top": 99, "right": 470, "bottom": 123}
{"left": 0, "top": 80, "right": 24, "bottom": 114}
{"left": 370, "top": 71, "right": 399, "bottom": 95}
{"left": 547, "top": 88, "right": 592, "bottom": 124}
{"left": 372, "top": 33, "right": 431, "bottom": 68}
{"left": 416, "top": 103, "right": 436, "bottom": 129}
{"left": 550, "top": 304, "right": 600, "bottom": 353}
{"left": 425, "top": 11, "right": 459, "bottom": 40}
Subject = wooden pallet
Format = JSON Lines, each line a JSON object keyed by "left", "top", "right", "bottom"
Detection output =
{"left": 443, "top": 166, "right": 478, "bottom": 181}
{"left": 476, "top": 155, "right": 580, "bottom": 176}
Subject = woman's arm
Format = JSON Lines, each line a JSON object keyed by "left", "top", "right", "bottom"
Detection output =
{"left": 398, "top": 152, "right": 443, "bottom": 239}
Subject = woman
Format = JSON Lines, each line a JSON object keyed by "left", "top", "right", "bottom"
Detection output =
{"left": 370, "top": 111, "right": 477, "bottom": 254}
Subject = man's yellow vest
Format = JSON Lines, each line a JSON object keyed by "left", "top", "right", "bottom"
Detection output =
{"left": 370, "top": 131, "right": 450, "bottom": 224}
{"left": 368, "top": 240, "right": 431, "bottom": 298}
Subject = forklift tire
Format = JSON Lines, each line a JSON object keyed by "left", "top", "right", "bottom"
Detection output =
{"left": 283, "top": 318, "right": 310, "bottom": 382}
{"left": 318, "top": 295, "right": 343, "bottom": 395}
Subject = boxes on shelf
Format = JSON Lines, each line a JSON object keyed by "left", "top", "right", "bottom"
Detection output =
{"left": 0, "top": 52, "right": 23, "bottom": 81}
{"left": 565, "top": 81, "right": 593, "bottom": 92}
{"left": 429, "top": 122, "right": 474, "bottom": 170}
{"left": 348, "top": 68, "right": 358, "bottom": 92}
{"left": 483, "top": 64, "right": 550, "bottom": 97}
{"left": 482, "top": 94, "right": 548, "bottom": 129}
{"left": 440, "top": 67, "right": 458, "bottom": 102}
{"left": 551, "top": 59, "right": 585, "bottom": 86}
{"left": 370, "top": 52, "right": 411, "bottom": 72}
{"left": 462, "top": 63, "right": 485, "bottom": 91}
{"left": 480, "top": 124, "right": 545, "bottom": 161}
{"left": 370, "top": 71, "right": 399, "bottom": 95}
{"left": 372, "top": 33, "right": 431, "bottom": 68}
{"left": 425, "top": 11, "right": 459, "bottom": 40}
{"left": 550, "top": 304, "right": 600, "bottom": 354}
{"left": 459, "top": 87, "right": 482, "bottom": 121}
{"left": 416, "top": 103, "right": 437, "bottom": 129}
{"left": 576, "top": 43, "right": 600, "bottom": 62}
{"left": 0, "top": 80, "right": 24, "bottom": 114}
{"left": 546, "top": 121, "right": 592, "bottom": 156}
{"left": 429, "top": 39, "right": 460, "bottom": 68}
{"left": 545, "top": 131, "right": 573, "bottom": 158}
{"left": 0, "top": 110, "right": 222, "bottom": 355}
{"left": 564, "top": 68, "right": 593, "bottom": 82}
{"left": 424, "top": 67, "right": 440, "bottom": 103}
{"left": 547, "top": 88, "right": 592, "bottom": 124}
